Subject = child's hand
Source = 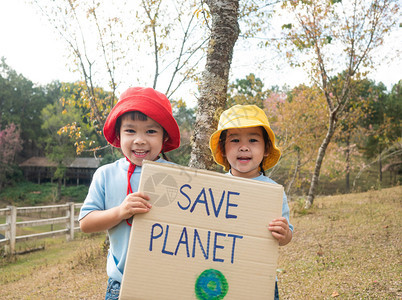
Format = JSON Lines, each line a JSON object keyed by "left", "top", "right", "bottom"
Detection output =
{"left": 268, "top": 217, "right": 292, "bottom": 246}
{"left": 119, "top": 192, "right": 152, "bottom": 220}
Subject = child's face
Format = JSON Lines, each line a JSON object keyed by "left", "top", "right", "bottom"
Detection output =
{"left": 223, "top": 126, "right": 268, "bottom": 178}
{"left": 119, "top": 114, "right": 165, "bottom": 166}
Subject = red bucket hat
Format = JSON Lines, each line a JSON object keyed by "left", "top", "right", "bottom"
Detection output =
{"left": 103, "top": 87, "right": 180, "bottom": 152}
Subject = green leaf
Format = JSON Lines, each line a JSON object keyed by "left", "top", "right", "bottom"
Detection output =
{"left": 282, "top": 23, "right": 292, "bottom": 30}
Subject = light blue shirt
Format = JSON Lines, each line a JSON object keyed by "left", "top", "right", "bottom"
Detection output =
{"left": 79, "top": 157, "right": 172, "bottom": 282}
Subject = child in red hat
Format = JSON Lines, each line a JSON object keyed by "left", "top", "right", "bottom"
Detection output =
{"left": 79, "top": 87, "right": 180, "bottom": 299}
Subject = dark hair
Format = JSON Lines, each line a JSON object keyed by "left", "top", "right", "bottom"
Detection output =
{"left": 218, "top": 126, "right": 272, "bottom": 174}
{"left": 115, "top": 111, "right": 170, "bottom": 161}
{"left": 115, "top": 111, "right": 148, "bottom": 135}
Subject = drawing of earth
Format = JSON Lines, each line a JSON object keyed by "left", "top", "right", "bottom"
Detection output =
{"left": 195, "top": 269, "right": 228, "bottom": 300}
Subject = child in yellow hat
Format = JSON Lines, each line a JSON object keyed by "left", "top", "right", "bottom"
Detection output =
{"left": 209, "top": 104, "right": 293, "bottom": 300}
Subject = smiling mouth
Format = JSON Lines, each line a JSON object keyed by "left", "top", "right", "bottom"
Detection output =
{"left": 133, "top": 150, "right": 149, "bottom": 158}
{"left": 237, "top": 157, "right": 251, "bottom": 162}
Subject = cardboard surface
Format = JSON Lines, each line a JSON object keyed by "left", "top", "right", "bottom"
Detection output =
{"left": 120, "top": 161, "right": 283, "bottom": 300}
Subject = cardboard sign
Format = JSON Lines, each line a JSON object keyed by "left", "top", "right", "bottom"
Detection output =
{"left": 120, "top": 161, "right": 283, "bottom": 300}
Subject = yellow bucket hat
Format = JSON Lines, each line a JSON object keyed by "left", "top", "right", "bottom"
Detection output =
{"left": 209, "top": 104, "right": 281, "bottom": 171}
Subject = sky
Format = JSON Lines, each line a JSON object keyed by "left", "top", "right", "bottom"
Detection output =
{"left": 1, "top": 1, "right": 401, "bottom": 107}
{"left": 0, "top": 1, "right": 80, "bottom": 84}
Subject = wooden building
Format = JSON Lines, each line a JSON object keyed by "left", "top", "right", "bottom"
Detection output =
{"left": 19, "top": 157, "right": 102, "bottom": 185}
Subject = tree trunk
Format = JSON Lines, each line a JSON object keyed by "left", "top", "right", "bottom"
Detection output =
{"left": 305, "top": 112, "right": 337, "bottom": 208}
{"left": 345, "top": 133, "right": 350, "bottom": 193}
{"left": 286, "top": 147, "right": 300, "bottom": 199}
{"left": 189, "top": 0, "right": 239, "bottom": 170}
{"left": 57, "top": 178, "right": 62, "bottom": 201}
{"left": 379, "top": 145, "right": 383, "bottom": 182}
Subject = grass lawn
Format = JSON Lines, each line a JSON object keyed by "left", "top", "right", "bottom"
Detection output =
{"left": 278, "top": 186, "right": 401, "bottom": 299}
{"left": 1, "top": 186, "right": 401, "bottom": 299}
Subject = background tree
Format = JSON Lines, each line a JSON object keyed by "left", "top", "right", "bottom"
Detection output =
{"left": 279, "top": 0, "right": 399, "bottom": 208}
{"left": 189, "top": 0, "right": 240, "bottom": 170}
{"left": 227, "top": 73, "right": 268, "bottom": 108}
{"left": 355, "top": 79, "right": 402, "bottom": 185}
{"left": 265, "top": 84, "right": 328, "bottom": 198}
{"left": 169, "top": 99, "right": 196, "bottom": 166}
{"left": 57, "top": 82, "right": 111, "bottom": 155}
{"left": 139, "top": 0, "right": 208, "bottom": 95}
{"left": 41, "top": 100, "right": 79, "bottom": 200}
{"left": 320, "top": 75, "right": 369, "bottom": 193}
{"left": 0, "top": 123, "right": 23, "bottom": 190}
{"left": 32, "top": 0, "right": 209, "bottom": 154}
{"left": 0, "top": 58, "right": 51, "bottom": 160}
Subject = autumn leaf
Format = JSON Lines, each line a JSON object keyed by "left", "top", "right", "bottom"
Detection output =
{"left": 331, "top": 291, "right": 340, "bottom": 297}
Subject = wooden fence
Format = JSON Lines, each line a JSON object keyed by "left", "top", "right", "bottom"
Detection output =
{"left": 0, "top": 202, "right": 83, "bottom": 255}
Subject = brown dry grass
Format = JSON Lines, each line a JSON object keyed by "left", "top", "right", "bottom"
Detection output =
{"left": 1, "top": 186, "right": 401, "bottom": 299}
{"left": 278, "top": 186, "right": 401, "bottom": 299}
{"left": 1, "top": 234, "right": 107, "bottom": 299}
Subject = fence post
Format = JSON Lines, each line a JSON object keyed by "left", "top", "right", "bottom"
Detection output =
{"left": 5, "top": 206, "right": 16, "bottom": 254}
{"left": 67, "top": 202, "right": 75, "bottom": 241}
